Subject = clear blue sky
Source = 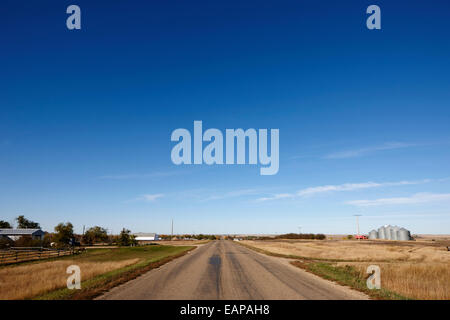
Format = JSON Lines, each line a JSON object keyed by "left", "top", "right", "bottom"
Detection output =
{"left": 1, "top": 0, "right": 450, "bottom": 235}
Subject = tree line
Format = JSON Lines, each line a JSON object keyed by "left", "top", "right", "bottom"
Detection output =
{"left": 159, "top": 234, "right": 219, "bottom": 241}
{"left": 245, "top": 233, "right": 326, "bottom": 240}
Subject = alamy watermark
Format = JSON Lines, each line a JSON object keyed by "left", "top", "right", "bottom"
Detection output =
{"left": 65, "top": 4, "right": 380, "bottom": 31}
{"left": 171, "top": 121, "right": 279, "bottom": 175}
{"left": 366, "top": 265, "right": 381, "bottom": 290}
{"left": 66, "top": 265, "right": 81, "bottom": 289}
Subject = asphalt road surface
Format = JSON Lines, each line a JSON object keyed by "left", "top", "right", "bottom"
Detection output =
{"left": 98, "top": 240, "right": 368, "bottom": 300}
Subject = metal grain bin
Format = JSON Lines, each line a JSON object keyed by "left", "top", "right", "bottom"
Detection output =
{"left": 378, "top": 226, "right": 386, "bottom": 239}
{"left": 397, "top": 228, "right": 411, "bottom": 241}
{"left": 384, "top": 225, "right": 392, "bottom": 240}
{"left": 368, "top": 230, "right": 378, "bottom": 239}
{"left": 392, "top": 226, "right": 400, "bottom": 240}
{"left": 372, "top": 225, "right": 412, "bottom": 241}
{"left": 389, "top": 227, "right": 396, "bottom": 240}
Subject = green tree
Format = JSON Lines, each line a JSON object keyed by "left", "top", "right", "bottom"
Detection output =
{"left": 82, "top": 226, "right": 108, "bottom": 244}
{"left": 53, "top": 222, "right": 74, "bottom": 246}
{"left": 0, "top": 220, "right": 11, "bottom": 228}
{"left": 118, "top": 228, "right": 137, "bottom": 246}
{"left": 16, "top": 215, "right": 40, "bottom": 229}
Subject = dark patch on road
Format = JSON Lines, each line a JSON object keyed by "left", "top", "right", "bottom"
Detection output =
{"left": 209, "top": 254, "right": 222, "bottom": 297}
{"left": 196, "top": 244, "right": 223, "bottom": 299}
{"left": 209, "top": 254, "right": 221, "bottom": 266}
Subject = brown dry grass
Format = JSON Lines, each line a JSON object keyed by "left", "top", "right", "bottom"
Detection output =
{"left": 0, "top": 258, "right": 139, "bottom": 300}
{"left": 242, "top": 240, "right": 450, "bottom": 300}
{"left": 339, "top": 262, "right": 450, "bottom": 300}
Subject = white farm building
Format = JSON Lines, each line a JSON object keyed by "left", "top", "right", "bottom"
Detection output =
{"left": 133, "top": 233, "right": 160, "bottom": 242}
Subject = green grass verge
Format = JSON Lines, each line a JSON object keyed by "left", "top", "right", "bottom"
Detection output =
{"left": 34, "top": 245, "right": 195, "bottom": 300}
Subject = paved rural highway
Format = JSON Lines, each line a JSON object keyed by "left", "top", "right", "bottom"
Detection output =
{"left": 98, "top": 241, "right": 368, "bottom": 300}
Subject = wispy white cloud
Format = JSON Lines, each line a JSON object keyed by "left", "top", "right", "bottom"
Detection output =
{"left": 324, "top": 142, "right": 415, "bottom": 159}
{"left": 203, "top": 189, "right": 260, "bottom": 201}
{"left": 255, "top": 193, "right": 294, "bottom": 202}
{"left": 346, "top": 192, "right": 450, "bottom": 207}
{"left": 125, "top": 193, "right": 165, "bottom": 203}
{"left": 255, "top": 179, "right": 431, "bottom": 202}
{"left": 99, "top": 171, "right": 181, "bottom": 180}
{"left": 297, "top": 180, "right": 429, "bottom": 197}
{"left": 140, "top": 194, "right": 164, "bottom": 202}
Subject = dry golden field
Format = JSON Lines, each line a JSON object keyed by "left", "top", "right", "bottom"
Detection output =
{"left": 242, "top": 239, "right": 450, "bottom": 300}
{"left": 241, "top": 239, "right": 450, "bottom": 262}
{"left": 0, "top": 258, "right": 139, "bottom": 300}
{"left": 340, "top": 262, "right": 450, "bottom": 300}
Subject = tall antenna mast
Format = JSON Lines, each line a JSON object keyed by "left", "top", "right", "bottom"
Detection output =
{"left": 354, "top": 214, "right": 362, "bottom": 236}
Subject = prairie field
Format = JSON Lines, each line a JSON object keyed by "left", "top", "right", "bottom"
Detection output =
{"left": 0, "top": 245, "right": 193, "bottom": 300}
{"left": 241, "top": 239, "right": 450, "bottom": 262}
{"left": 242, "top": 239, "right": 450, "bottom": 299}
{"left": 0, "top": 258, "right": 139, "bottom": 300}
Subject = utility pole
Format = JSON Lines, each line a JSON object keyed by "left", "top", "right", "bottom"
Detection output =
{"left": 171, "top": 219, "right": 173, "bottom": 240}
{"left": 354, "top": 214, "right": 362, "bottom": 236}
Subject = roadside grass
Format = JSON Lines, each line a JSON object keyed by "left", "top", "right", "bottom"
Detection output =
{"left": 38, "top": 245, "right": 195, "bottom": 300}
{"left": 290, "top": 261, "right": 409, "bottom": 300}
{"left": 1, "top": 245, "right": 195, "bottom": 300}
{"left": 339, "top": 262, "right": 450, "bottom": 300}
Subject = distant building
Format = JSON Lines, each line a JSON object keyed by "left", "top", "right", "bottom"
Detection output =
{"left": 368, "top": 225, "right": 412, "bottom": 241}
{"left": 0, "top": 228, "right": 45, "bottom": 241}
{"left": 133, "top": 233, "right": 160, "bottom": 242}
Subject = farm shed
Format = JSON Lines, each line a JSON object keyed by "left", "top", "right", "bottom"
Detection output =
{"left": 0, "top": 228, "right": 45, "bottom": 241}
{"left": 133, "top": 232, "right": 160, "bottom": 242}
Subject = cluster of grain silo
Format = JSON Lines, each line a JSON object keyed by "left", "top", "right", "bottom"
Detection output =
{"left": 368, "top": 225, "right": 412, "bottom": 241}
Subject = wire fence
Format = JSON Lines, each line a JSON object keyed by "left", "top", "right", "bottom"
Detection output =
{"left": 0, "top": 247, "right": 81, "bottom": 265}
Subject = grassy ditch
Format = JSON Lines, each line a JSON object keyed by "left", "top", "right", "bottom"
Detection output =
{"left": 1, "top": 245, "right": 195, "bottom": 300}
{"left": 291, "top": 260, "right": 409, "bottom": 300}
